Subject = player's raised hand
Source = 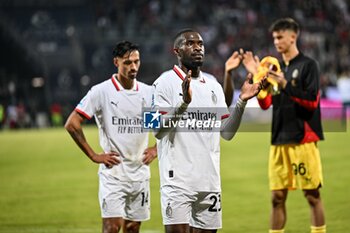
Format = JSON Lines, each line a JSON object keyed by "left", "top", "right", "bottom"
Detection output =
{"left": 239, "top": 73, "right": 264, "bottom": 101}
{"left": 182, "top": 70, "right": 192, "bottom": 104}
{"left": 92, "top": 151, "right": 121, "bottom": 168}
{"left": 142, "top": 146, "right": 157, "bottom": 165}
{"left": 225, "top": 51, "right": 242, "bottom": 73}
{"left": 240, "top": 49, "right": 259, "bottom": 75}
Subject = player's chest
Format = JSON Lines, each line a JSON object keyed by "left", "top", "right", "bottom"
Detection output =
{"left": 283, "top": 63, "right": 306, "bottom": 88}
{"left": 172, "top": 82, "right": 219, "bottom": 107}
{"left": 105, "top": 92, "right": 146, "bottom": 117}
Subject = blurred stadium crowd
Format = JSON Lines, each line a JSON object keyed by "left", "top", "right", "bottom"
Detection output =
{"left": 0, "top": 0, "right": 349, "bottom": 128}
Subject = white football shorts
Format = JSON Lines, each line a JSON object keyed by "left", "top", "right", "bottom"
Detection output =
{"left": 98, "top": 173, "right": 150, "bottom": 221}
{"left": 161, "top": 185, "right": 222, "bottom": 229}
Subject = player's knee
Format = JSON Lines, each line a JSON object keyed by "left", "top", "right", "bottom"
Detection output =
{"left": 124, "top": 221, "right": 140, "bottom": 233}
{"left": 103, "top": 221, "right": 121, "bottom": 233}
{"left": 304, "top": 190, "right": 321, "bottom": 207}
{"left": 271, "top": 191, "right": 286, "bottom": 208}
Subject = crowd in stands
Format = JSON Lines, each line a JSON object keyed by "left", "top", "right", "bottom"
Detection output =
{"left": 93, "top": 0, "right": 350, "bottom": 84}
{"left": 0, "top": 0, "right": 349, "bottom": 128}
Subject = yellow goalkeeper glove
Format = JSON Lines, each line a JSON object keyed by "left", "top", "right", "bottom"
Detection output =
{"left": 253, "top": 56, "right": 281, "bottom": 99}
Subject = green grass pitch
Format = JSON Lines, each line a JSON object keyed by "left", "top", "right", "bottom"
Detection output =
{"left": 0, "top": 121, "right": 349, "bottom": 233}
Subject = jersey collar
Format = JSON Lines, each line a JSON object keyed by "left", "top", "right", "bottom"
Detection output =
{"left": 111, "top": 74, "right": 139, "bottom": 91}
{"left": 173, "top": 65, "right": 206, "bottom": 83}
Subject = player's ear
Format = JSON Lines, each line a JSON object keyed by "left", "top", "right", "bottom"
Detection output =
{"left": 113, "top": 57, "right": 119, "bottom": 67}
{"left": 290, "top": 32, "right": 297, "bottom": 44}
{"left": 173, "top": 48, "right": 179, "bottom": 56}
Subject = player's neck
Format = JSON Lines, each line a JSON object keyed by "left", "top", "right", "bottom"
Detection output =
{"left": 282, "top": 46, "right": 299, "bottom": 64}
{"left": 117, "top": 75, "right": 134, "bottom": 90}
{"left": 179, "top": 65, "right": 200, "bottom": 78}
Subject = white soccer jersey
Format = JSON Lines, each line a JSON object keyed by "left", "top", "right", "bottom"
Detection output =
{"left": 152, "top": 65, "right": 229, "bottom": 192}
{"left": 76, "top": 74, "right": 153, "bottom": 181}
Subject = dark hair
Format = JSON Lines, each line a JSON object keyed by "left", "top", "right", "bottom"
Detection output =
{"left": 269, "top": 18, "right": 299, "bottom": 34}
{"left": 173, "top": 28, "right": 197, "bottom": 49}
{"left": 112, "top": 41, "right": 139, "bottom": 58}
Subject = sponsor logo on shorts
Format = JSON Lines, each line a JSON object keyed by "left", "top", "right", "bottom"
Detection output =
{"left": 102, "top": 198, "right": 107, "bottom": 211}
{"left": 166, "top": 202, "right": 172, "bottom": 218}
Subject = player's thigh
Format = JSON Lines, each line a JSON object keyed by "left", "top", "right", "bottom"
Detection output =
{"left": 161, "top": 185, "right": 194, "bottom": 225}
{"left": 125, "top": 180, "right": 150, "bottom": 221}
{"left": 294, "top": 142, "right": 323, "bottom": 189}
{"left": 190, "top": 192, "right": 222, "bottom": 230}
{"left": 268, "top": 145, "right": 292, "bottom": 190}
{"left": 99, "top": 173, "right": 126, "bottom": 218}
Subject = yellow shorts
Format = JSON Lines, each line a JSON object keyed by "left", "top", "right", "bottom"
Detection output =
{"left": 269, "top": 142, "right": 323, "bottom": 190}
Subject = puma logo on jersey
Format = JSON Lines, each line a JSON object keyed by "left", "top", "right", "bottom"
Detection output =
{"left": 179, "top": 93, "right": 183, "bottom": 96}
{"left": 111, "top": 101, "right": 119, "bottom": 107}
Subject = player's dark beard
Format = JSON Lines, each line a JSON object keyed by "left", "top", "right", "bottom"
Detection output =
{"left": 182, "top": 58, "right": 203, "bottom": 70}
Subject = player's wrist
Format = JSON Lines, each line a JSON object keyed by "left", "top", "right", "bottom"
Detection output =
{"left": 237, "top": 96, "right": 248, "bottom": 105}
{"left": 183, "top": 100, "right": 190, "bottom": 105}
{"left": 175, "top": 100, "right": 189, "bottom": 116}
{"left": 238, "top": 93, "right": 249, "bottom": 102}
{"left": 89, "top": 152, "right": 100, "bottom": 163}
{"left": 225, "top": 68, "right": 233, "bottom": 75}
{"left": 179, "top": 100, "right": 189, "bottom": 110}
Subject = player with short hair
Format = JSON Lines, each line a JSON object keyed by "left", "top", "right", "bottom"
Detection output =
{"left": 65, "top": 41, "right": 157, "bottom": 233}
{"left": 256, "top": 18, "right": 326, "bottom": 233}
{"left": 152, "top": 29, "right": 263, "bottom": 233}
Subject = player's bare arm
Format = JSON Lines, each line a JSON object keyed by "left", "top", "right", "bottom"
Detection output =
{"left": 65, "top": 111, "right": 121, "bottom": 167}
{"left": 182, "top": 70, "right": 192, "bottom": 104}
{"left": 142, "top": 144, "right": 157, "bottom": 165}
{"left": 224, "top": 51, "right": 242, "bottom": 106}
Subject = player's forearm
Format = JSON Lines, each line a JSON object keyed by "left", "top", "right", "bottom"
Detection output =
{"left": 68, "top": 128, "right": 96, "bottom": 159}
{"left": 153, "top": 101, "right": 189, "bottom": 139}
{"left": 289, "top": 91, "right": 320, "bottom": 111}
{"left": 65, "top": 116, "right": 97, "bottom": 161}
{"left": 220, "top": 98, "right": 247, "bottom": 140}
{"left": 223, "top": 71, "right": 234, "bottom": 107}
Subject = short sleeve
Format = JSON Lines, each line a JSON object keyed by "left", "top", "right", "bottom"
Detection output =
{"left": 75, "top": 86, "right": 101, "bottom": 119}
{"left": 152, "top": 78, "right": 173, "bottom": 110}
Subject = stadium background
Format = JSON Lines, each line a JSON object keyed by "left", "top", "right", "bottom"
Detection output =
{"left": 0, "top": 0, "right": 349, "bottom": 233}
